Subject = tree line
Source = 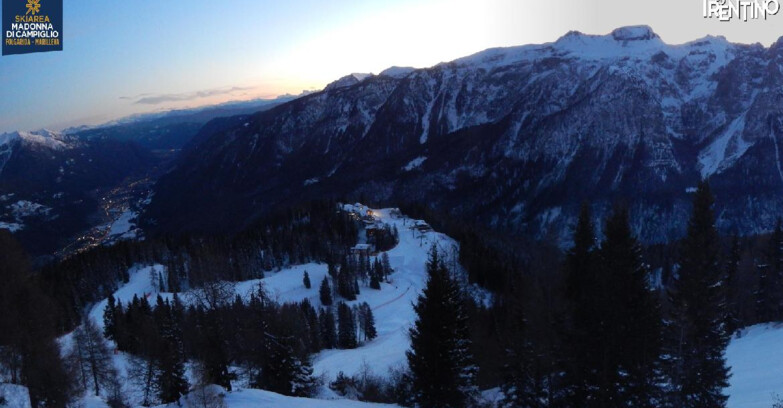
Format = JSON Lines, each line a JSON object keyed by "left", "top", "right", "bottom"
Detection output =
{"left": 38, "top": 199, "right": 359, "bottom": 333}
{"left": 98, "top": 281, "right": 375, "bottom": 406}
{"left": 0, "top": 200, "right": 376, "bottom": 407}
{"left": 421, "top": 181, "right": 732, "bottom": 408}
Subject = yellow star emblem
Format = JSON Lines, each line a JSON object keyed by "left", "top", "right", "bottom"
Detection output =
{"left": 25, "top": 0, "right": 41, "bottom": 16}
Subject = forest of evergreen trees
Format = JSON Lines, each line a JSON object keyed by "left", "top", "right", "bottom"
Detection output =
{"left": 100, "top": 287, "right": 378, "bottom": 405}
{"left": 37, "top": 200, "right": 360, "bottom": 332}
{"left": 3, "top": 187, "right": 783, "bottom": 407}
{"left": 403, "top": 182, "right": 768, "bottom": 408}
{"left": 0, "top": 200, "right": 390, "bottom": 407}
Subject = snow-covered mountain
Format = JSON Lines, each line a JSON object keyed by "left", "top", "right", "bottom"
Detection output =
{"left": 144, "top": 25, "right": 783, "bottom": 243}
{"left": 0, "top": 129, "right": 70, "bottom": 149}
{"left": 0, "top": 130, "right": 70, "bottom": 173}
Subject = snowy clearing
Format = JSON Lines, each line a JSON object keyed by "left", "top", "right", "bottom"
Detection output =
{"left": 727, "top": 323, "right": 783, "bottom": 408}
{"left": 107, "top": 210, "right": 138, "bottom": 239}
{"left": 77, "top": 205, "right": 466, "bottom": 407}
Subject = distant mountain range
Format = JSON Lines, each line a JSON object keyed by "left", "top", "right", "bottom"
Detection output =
{"left": 0, "top": 96, "right": 296, "bottom": 257}
{"left": 141, "top": 26, "right": 783, "bottom": 244}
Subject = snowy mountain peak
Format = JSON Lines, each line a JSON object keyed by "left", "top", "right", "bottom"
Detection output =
{"left": 324, "top": 73, "right": 373, "bottom": 91}
{"left": 350, "top": 72, "right": 372, "bottom": 81}
{"left": 5, "top": 129, "right": 69, "bottom": 150}
{"left": 610, "top": 25, "right": 659, "bottom": 42}
{"left": 380, "top": 66, "right": 415, "bottom": 78}
{"left": 1, "top": 129, "right": 68, "bottom": 149}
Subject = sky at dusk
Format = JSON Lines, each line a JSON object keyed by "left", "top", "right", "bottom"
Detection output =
{"left": 0, "top": 0, "right": 781, "bottom": 133}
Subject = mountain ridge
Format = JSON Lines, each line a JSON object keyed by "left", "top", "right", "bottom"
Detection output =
{"left": 142, "top": 26, "right": 783, "bottom": 244}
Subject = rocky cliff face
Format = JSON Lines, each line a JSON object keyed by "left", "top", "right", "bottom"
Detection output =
{"left": 144, "top": 26, "right": 783, "bottom": 244}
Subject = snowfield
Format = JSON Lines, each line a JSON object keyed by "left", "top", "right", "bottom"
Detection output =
{"left": 0, "top": 383, "right": 31, "bottom": 408}
{"left": 77, "top": 205, "right": 466, "bottom": 407}
{"left": 107, "top": 210, "right": 139, "bottom": 239}
{"left": 155, "top": 386, "right": 398, "bottom": 408}
{"left": 726, "top": 323, "right": 783, "bottom": 408}
{"left": 34, "top": 205, "right": 783, "bottom": 407}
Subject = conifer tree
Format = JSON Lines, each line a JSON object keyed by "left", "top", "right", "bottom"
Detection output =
{"left": 562, "top": 203, "right": 600, "bottom": 405}
{"left": 725, "top": 234, "right": 741, "bottom": 335}
{"left": 758, "top": 219, "right": 783, "bottom": 322}
{"left": 196, "top": 309, "right": 233, "bottom": 391}
{"left": 338, "top": 270, "right": 357, "bottom": 300}
{"left": 0, "top": 230, "right": 75, "bottom": 408}
{"left": 303, "top": 271, "right": 311, "bottom": 289}
{"left": 103, "top": 295, "right": 117, "bottom": 341}
{"left": 246, "top": 291, "right": 271, "bottom": 388}
{"left": 319, "top": 277, "right": 333, "bottom": 306}
{"left": 381, "top": 252, "right": 392, "bottom": 280}
{"left": 599, "top": 206, "right": 663, "bottom": 407}
{"left": 500, "top": 283, "right": 543, "bottom": 408}
{"left": 407, "top": 247, "right": 478, "bottom": 408}
{"left": 154, "top": 297, "right": 189, "bottom": 404}
{"left": 318, "top": 308, "right": 337, "bottom": 349}
{"left": 557, "top": 203, "right": 665, "bottom": 407}
{"left": 665, "top": 181, "right": 730, "bottom": 408}
{"left": 300, "top": 299, "right": 321, "bottom": 352}
{"left": 358, "top": 302, "right": 377, "bottom": 341}
{"left": 261, "top": 335, "right": 316, "bottom": 397}
{"left": 337, "top": 302, "right": 357, "bottom": 349}
{"left": 369, "top": 271, "right": 381, "bottom": 290}
{"left": 23, "top": 337, "right": 74, "bottom": 408}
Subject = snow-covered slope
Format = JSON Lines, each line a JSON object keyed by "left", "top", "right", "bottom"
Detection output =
{"left": 78, "top": 205, "right": 473, "bottom": 407}
{"left": 0, "top": 383, "right": 32, "bottom": 408}
{"left": 92, "top": 206, "right": 463, "bottom": 378}
{"left": 726, "top": 323, "right": 783, "bottom": 408}
{"left": 155, "top": 386, "right": 398, "bottom": 408}
{"left": 312, "top": 206, "right": 460, "bottom": 379}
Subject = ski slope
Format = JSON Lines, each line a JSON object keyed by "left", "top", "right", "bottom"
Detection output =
{"left": 76, "top": 205, "right": 463, "bottom": 407}
{"left": 87, "top": 207, "right": 461, "bottom": 383}
{"left": 57, "top": 205, "right": 783, "bottom": 407}
{"left": 173, "top": 386, "right": 398, "bottom": 408}
{"left": 312, "top": 206, "right": 461, "bottom": 379}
